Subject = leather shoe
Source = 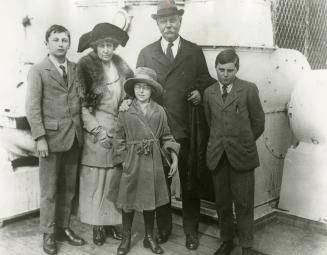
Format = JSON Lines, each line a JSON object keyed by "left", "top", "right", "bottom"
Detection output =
{"left": 185, "top": 233, "right": 199, "bottom": 250}
{"left": 213, "top": 240, "right": 234, "bottom": 255}
{"left": 143, "top": 235, "right": 164, "bottom": 254}
{"left": 156, "top": 231, "right": 169, "bottom": 244}
{"left": 93, "top": 226, "right": 106, "bottom": 246}
{"left": 55, "top": 228, "right": 85, "bottom": 246}
{"left": 43, "top": 233, "right": 57, "bottom": 255}
{"left": 105, "top": 225, "right": 123, "bottom": 240}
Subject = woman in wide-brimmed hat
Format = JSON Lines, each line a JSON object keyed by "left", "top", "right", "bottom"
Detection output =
{"left": 112, "top": 67, "right": 179, "bottom": 255}
{"left": 76, "top": 23, "right": 133, "bottom": 246}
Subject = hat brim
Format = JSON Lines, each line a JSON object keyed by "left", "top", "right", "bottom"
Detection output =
{"left": 77, "top": 23, "right": 129, "bottom": 52}
{"left": 124, "top": 78, "right": 163, "bottom": 98}
{"left": 151, "top": 9, "right": 184, "bottom": 19}
{"left": 77, "top": 31, "right": 92, "bottom": 53}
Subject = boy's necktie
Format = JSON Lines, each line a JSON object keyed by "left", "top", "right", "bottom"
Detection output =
{"left": 59, "top": 65, "right": 68, "bottom": 86}
{"left": 222, "top": 84, "right": 228, "bottom": 102}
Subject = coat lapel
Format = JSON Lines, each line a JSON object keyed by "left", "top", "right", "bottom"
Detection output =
{"left": 144, "top": 100, "right": 159, "bottom": 123}
{"left": 166, "top": 38, "right": 191, "bottom": 78}
{"left": 44, "top": 57, "right": 67, "bottom": 89}
{"left": 211, "top": 82, "right": 224, "bottom": 109}
{"left": 151, "top": 40, "right": 171, "bottom": 68}
{"left": 222, "top": 78, "right": 242, "bottom": 109}
{"left": 67, "top": 60, "right": 76, "bottom": 90}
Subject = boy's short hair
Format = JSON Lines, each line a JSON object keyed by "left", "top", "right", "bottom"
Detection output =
{"left": 215, "top": 49, "right": 239, "bottom": 70}
{"left": 45, "top": 25, "right": 71, "bottom": 43}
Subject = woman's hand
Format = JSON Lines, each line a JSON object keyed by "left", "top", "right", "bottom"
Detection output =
{"left": 168, "top": 151, "right": 178, "bottom": 178}
{"left": 94, "top": 126, "right": 113, "bottom": 149}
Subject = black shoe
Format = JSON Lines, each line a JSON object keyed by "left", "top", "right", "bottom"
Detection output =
{"left": 43, "top": 233, "right": 57, "bottom": 255}
{"left": 105, "top": 225, "right": 123, "bottom": 240}
{"left": 117, "top": 211, "right": 134, "bottom": 255}
{"left": 117, "top": 231, "right": 131, "bottom": 255}
{"left": 185, "top": 233, "right": 199, "bottom": 250}
{"left": 143, "top": 235, "right": 164, "bottom": 254}
{"left": 213, "top": 240, "right": 234, "bottom": 255}
{"left": 156, "top": 231, "right": 170, "bottom": 244}
{"left": 93, "top": 226, "right": 106, "bottom": 246}
{"left": 55, "top": 228, "right": 85, "bottom": 246}
{"left": 242, "top": 247, "right": 253, "bottom": 255}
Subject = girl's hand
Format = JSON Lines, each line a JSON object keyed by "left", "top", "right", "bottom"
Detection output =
{"left": 168, "top": 160, "right": 178, "bottom": 178}
{"left": 168, "top": 151, "right": 178, "bottom": 178}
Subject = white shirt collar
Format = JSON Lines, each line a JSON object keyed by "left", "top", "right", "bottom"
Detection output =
{"left": 161, "top": 36, "right": 181, "bottom": 58}
{"left": 48, "top": 54, "right": 67, "bottom": 75}
{"left": 218, "top": 81, "right": 233, "bottom": 94}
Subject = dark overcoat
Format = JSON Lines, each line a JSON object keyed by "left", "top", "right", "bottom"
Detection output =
{"left": 203, "top": 78, "right": 265, "bottom": 171}
{"left": 113, "top": 100, "right": 180, "bottom": 212}
{"left": 136, "top": 37, "right": 215, "bottom": 140}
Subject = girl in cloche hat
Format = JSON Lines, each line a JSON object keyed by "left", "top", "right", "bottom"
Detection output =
{"left": 112, "top": 67, "right": 180, "bottom": 255}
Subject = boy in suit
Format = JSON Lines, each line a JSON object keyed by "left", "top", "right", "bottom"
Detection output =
{"left": 203, "top": 49, "right": 265, "bottom": 255}
{"left": 26, "top": 25, "right": 85, "bottom": 255}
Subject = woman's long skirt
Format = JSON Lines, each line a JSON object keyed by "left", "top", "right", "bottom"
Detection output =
{"left": 79, "top": 165, "right": 122, "bottom": 225}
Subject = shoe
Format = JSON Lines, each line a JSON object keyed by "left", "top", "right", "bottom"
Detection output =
{"left": 55, "top": 227, "right": 85, "bottom": 246}
{"left": 213, "top": 240, "right": 234, "bottom": 255}
{"left": 117, "top": 211, "right": 134, "bottom": 255}
{"left": 117, "top": 231, "right": 131, "bottom": 255}
{"left": 156, "top": 231, "right": 170, "bottom": 244}
{"left": 105, "top": 225, "right": 123, "bottom": 240}
{"left": 242, "top": 247, "right": 253, "bottom": 255}
{"left": 93, "top": 226, "right": 106, "bottom": 246}
{"left": 143, "top": 210, "right": 164, "bottom": 254}
{"left": 185, "top": 233, "right": 199, "bottom": 250}
{"left": 43, "top": 233, "right": 57, "bottom": 255}
{"left": 143, "top": 235, "right": 164, "bottom": 254}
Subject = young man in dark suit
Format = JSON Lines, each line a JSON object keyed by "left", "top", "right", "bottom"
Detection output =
{"left": 136, "top": 0, "right": 215, "bottom": 250}
{"left": 26, "top": 25, "right": 85, "bottom": 255}
{"left": 203, "top": 49, "right": 265, "bottom": 255}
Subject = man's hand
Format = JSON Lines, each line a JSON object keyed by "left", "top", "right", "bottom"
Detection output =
{"left": 168, "top": 151, "right": 178, "bottom": 178}
{"left": 187, "top": 90, "right": 201, "bottom": 105}
{"left": 36, "top": 136, "right": 49, "bottom": 157}
{"left": 119, "top": 99, "right": 132, "bottom": 112}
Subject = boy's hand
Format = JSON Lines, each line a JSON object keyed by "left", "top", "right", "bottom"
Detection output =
{"left": 36, "top": 136, "right": 49, "bottom": 157}
{"left": 119, "top": 99, "right": 132, "bottom": 112}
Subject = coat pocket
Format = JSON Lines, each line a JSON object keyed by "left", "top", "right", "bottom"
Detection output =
{"left": 44, "top": 120, "right": 59, "bottom": 130}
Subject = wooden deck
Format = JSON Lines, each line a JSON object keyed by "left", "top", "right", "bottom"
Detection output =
{"left": 0, "top": 212, "right": 263, "bottom": 255}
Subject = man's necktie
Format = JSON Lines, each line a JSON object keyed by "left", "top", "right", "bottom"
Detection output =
{"left": 222, "top": 84, "right": 228, "bottom": 102}
{"left": 59, "top": 65, "right": 68, "bottom": 86}
{"left": 166, "top": 42, "right": 174, "bottom": 62}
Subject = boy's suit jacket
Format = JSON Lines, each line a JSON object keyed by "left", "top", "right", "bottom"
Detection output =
{"left": 26, "top": 56, "right": 82, "bottom": 152}
{"left": 203, "top": 77, "right": 265, "bottom": 171}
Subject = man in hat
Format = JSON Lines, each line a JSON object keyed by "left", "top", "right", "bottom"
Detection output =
{"left": 26, "top": 25, "right": 85, "bottom": 254}
{"left": 135, "top": 0, "right": 215, "bottom": 250}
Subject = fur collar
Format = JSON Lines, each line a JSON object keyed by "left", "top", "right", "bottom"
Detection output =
{"left": 76, "top": 51, "right": 133, "bottom": 106}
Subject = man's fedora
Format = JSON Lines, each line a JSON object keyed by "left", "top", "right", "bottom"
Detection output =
{"left": 77, "top": 23, "right": 129, "bottom": 52}
{"left": 151, "top": 0, "right": 184, "bottom": 20}
{"left": 124, "top": 67, "right": 163, "bottom": 98}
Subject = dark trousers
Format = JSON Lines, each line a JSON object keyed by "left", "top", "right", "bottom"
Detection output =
{"left": 211, "top": 153, "right": 254, "bottom": 248}
{"left": 39, "top": 138, "right": 80, "bottom": 234}
{"left": 156, "top": 139, "right": 201, "bottom": 235}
